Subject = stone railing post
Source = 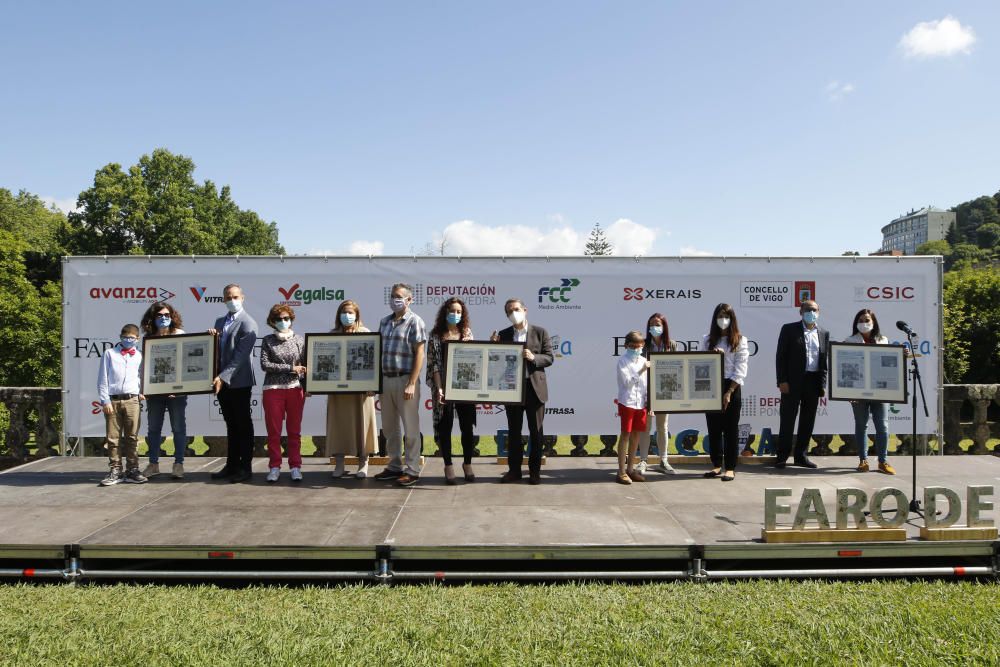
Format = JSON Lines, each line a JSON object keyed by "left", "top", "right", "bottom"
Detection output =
{"left": 0, "top": 388, "right": 61, "bottom": 461}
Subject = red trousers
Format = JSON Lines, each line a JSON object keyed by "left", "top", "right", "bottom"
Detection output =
{"left": 263, "top": 387, "right": 305, "bottom": 468}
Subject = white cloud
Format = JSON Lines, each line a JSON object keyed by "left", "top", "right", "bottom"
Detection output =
{"left": 41, "top": 195, "right": 79, "bottom": 214}
{"left": 436, "top": 218, "right": 659, "bottom": 256}
{"left": 679, "top": 246, "right": 714, "bottom": 257}
{"left": 348, "top": 240, "right": 384, "bottom": 256}
{"left": 825, "top": 80, "right": 855, "bottom": 102}
{"left": 899, "top": 16, "right": 976, "bottom": 58}
{"left": 604, "top": 218, "right": 658, "bottom": 256}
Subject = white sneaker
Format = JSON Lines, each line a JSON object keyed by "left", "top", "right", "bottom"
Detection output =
{"left": 290, "top": 467, "right": 303, "bottom": 482}
{"left": 331, "top": 455, "right": 346, "bottom": 478}
{"left": 636, "top": 460, "right": 647, "bottom": 474}
{"left": 653, "top": 461, "right": 677, "bottom": 474}
{"left": 355, "top": 460, "right": 369, "bottom": 478}
{"left": 266, "top": 467, "right": 280, "bottom": 483}
{"left": 142, "top": 462, "right": 160, "bottom": 477}
{"left": 171, "top": 463, "right": 184, "bottom": 479}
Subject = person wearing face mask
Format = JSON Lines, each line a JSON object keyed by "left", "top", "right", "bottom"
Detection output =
{"left": 326, "top": 299, "right": 377, "bottom": 479}
{"left": 491, "top": 298, "right": 554, "bottom": 485}
{"left": 97, "top": 324, "right": 147, "bottom": 486}
{"left": 637, "top": 313, "right": 677, "bottom": 475}
{"left": 426, "top": 297, "right": 478, "bottom": 484}
{"left": 139, "top": 301, "right": 188, "bottom": 480}
{"left": 844, "top": 309, "right": 895, "bottom": 475}
{"left": 207, "top": 283, "right": 258, "bottom": 483}
{"left": 775, "top": 299, "right": 829, "bottom": 469}
{"left": 615, "top": 331, "right": 650, "bottom": 485}
{"left": 702, "top": 304, "right": 749, "bottom": 481}
{"left": 260, "top": 304, "right": 307, "bottom": 483}
{"left": 373, "top": 283, "right": 428, "bottom": 487}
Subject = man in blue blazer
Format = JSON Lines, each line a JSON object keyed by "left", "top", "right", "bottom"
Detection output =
{"left": 209, "top": 283, "right": 258, "bottom": 483}
{"left": 774, "top": 299, "right": 828, "bottom": 469}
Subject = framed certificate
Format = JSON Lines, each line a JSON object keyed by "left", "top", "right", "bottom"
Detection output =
{"left": 828, "top": 342, "right": 908, "bottom": 403}
{"left": 141, "top": 332, "right": 218, "bottom": 396}
{"left": 443, "top": 341, "right": 526, "bottom": 405}
{"left": 647, "top": 351, "right": 724, "bottom": 413}
{"left": 304, "top": 333, "right": 382, "bottom": 394}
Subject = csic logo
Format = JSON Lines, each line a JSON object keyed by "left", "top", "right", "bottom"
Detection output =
{"left": 383, "top": 284, "right": 425, "bottom": 306}
{"left": 855, "top": 286, "right": 916, "bottom": 301}
{"left": 793, "top": 281, "right": 815, "bottom": 307}
{"left": 89, "top": 286, "right": 175, "bottom": 303}
{"left": 189, "top": 285, "right": 223, "bottom": 303}
{"left": 538, "top": 278, "right": 580, "bottom": 304}
{"left": 279, "top": 283, "right": 346, "bottom": 306}
{"left": 623, "top": 286, "right": 702, "bottom": 301}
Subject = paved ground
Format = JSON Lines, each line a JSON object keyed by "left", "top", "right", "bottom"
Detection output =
{"left": 1, "top": 456, "right": 997, "bottom": 547}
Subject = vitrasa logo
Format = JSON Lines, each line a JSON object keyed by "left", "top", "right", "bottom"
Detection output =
{"left": 189, "top": 285, "right": 223, "bottom": 303}
{"left": 278, "top": 283, "right": 345, "bottom": 306}
{"left": 623, "top": 287, "right": 702, "bottom": 301}
{"left": 89, "top": 286, "right": 175, "bottom": 303}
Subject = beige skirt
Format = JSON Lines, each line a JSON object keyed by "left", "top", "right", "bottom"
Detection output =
{"left": 325, "top": 394, "right": 377, "bottom": 457}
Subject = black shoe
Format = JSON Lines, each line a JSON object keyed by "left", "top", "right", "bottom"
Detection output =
{"left": 229, "top": 470, "right": 252, "bottom": 483}
{"left": 703, "top": 469, "right": 721, "bottom": 478}
{"left": 500, "top": 472, "right": 522, "bottom": 483}
{"left": 773, "top": 460, "right": 787, "bottom": 469}
{"left": 373, "top": 469, "right": 403, "bottom": 481}
{"left": 210, "top": 468, "right": 236, "bottom": 480}
{"left": 793, "top": 457, "right": 818, "bottom": 469}
{"left": 528, "top": 471, "right": 541, "bottom": 485}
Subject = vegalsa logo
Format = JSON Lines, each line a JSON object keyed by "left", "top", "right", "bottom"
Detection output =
{"left": 279, "top": 283, "right": 345, "bottom": 306}
{"left": 856, "top": 286, "right": 915, "bottom": 301}
{"left": 89, "top": 286, "right": 175, "bottom": 303}
{"left": 623, "top": 286, "right": 701, "bottom": 301}
{"left": 538, "top": 278, "right": 579, "bottom": 303}
{"left": 189, "top": 284, "right": 223, "bottom": 303}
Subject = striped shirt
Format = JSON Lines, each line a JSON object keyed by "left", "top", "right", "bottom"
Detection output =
{"left": 379, "top": 310, "right": 427, "bottom": 374}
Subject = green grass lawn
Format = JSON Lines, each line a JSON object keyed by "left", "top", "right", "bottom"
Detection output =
{"left": 0, "top": 581, "right": 998, "bottom": 665}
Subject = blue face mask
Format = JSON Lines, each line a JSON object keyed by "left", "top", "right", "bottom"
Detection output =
{"left": 802, "top": 311, "right": 818, "bottom": 325}
{"left": 626, "top": 347, "right": 644, "bottom": 358}
{"left": 155, "top": 316, "right": 172, "bottom": 329}
{"left": 120, "top": 337, "right": 137, "bottom": 349}
{"left": 446, "top": 312, "right": 462, "bottom": 326}
{"left": 340, "top": 312, "right": 356, "bottom": 326}
{"left": 274, "top": 319, "right": 291, "bottom": 331}
{"left": 648, "top": 325, "right": 663, "bottom": 338}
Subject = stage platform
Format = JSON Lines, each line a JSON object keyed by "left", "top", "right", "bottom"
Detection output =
{"left": 1, "top": 456, "right": 997, "bottom": 583}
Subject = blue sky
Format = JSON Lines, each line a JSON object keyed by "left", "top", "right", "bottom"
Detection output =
{"left": 2, "top": 2, "right": 997, "bottom": 256}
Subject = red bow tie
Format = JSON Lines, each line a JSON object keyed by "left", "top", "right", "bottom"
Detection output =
{"left": 121, "top": 347, "right": 136, "bottom": 356}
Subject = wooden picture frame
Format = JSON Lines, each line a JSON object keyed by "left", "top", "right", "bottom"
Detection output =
{"left": 828, "top": 342, "right": 908, "bottom": 403}
{"left": 304, "top": 332, "right": 382, "bottom": 394}
{"left": 141, "top": 332, "right": 218, "bottom": 396}
{"left": 442, "top": 341, "right": 526, "bottom": 405}
{"left": 647, "top": 351, "right": 725, "bottom": 414}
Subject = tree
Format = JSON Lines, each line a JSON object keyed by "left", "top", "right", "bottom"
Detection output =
{"left": 943, "top": 267, "right": 1000, "bottom": 383}
{"left": 915, "top": 239, "right": 951, "bottom": 257}
{"left": 841, "top": 250, "right": 860, "bottom": 256}
{"left": 0, "top": 188, "right": 67, "bottom": 286}
{"left": 63, "top": 148, "right": 284, "bottom": 256}
{"left": 948, "top": 243, "right": 987, "bottom": 270}
{"left": 945, "top": 221, "right": 964, "bottom": 245}
{"left": 976, "top": 223, "right": 1000, "bottom": 250}
{"left": 583, "top": 222, "right": 613, "bottom": 256}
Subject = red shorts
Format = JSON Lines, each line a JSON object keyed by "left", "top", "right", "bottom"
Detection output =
{"left": 618, "top": 404, "right": 648, "bottom": 433}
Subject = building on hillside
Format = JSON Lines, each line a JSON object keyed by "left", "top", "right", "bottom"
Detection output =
{"left": 879, "top": 206, "right": 955, "bottom": 255}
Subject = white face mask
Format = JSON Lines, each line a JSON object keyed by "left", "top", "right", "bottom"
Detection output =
{"left": 508, "top": 310, "right": 526, "bottom": 326}
{"left": 716, "top": 317, "right": 731, "bottom": 331}
{"left": 225, "top": 298, "right": 243, "bottom": 314}
{"left": 857, "top": 321, "right": 874, "bottom": 334}
{"left": 391, "top": 297, "right": 407, "bottom": 313}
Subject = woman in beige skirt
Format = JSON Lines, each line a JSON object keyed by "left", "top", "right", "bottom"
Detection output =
{"left": 326, "top": 299, "right": 378, "bottom": 478}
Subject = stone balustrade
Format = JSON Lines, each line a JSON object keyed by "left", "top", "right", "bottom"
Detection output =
{"left": 1, "top": 385, "right": 997, "bottom": 461}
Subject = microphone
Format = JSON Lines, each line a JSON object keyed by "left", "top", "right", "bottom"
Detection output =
{"left": 896, "top": 320, "right": 916, "bottom": 336}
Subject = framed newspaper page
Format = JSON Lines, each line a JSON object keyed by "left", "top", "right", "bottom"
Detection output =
{"left": 443, "top": 341, "right": 526, "bottom": 405}
{"left": 828, "top": 342, "right": 908, "bottom": 403}
{"left": 141, "top": 332, "right": 218, "bottom": 396}
{"left": 304, "top": 333, "right": 382, "bottom": 394}
{"left": 647, "top": 351, "right": 724, "bottom": 414}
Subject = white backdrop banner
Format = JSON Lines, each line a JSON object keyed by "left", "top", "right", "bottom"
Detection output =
{"left": 63, "top": 256, "right": 942, "bottom": 446}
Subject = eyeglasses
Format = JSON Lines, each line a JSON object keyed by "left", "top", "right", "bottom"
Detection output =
{"left": 278, "top": 317, "right": 291, "bottom": 322}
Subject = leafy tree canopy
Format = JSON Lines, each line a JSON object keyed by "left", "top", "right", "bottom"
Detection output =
{"left": 583, "top": 222, "right": 613, "bottom": 256}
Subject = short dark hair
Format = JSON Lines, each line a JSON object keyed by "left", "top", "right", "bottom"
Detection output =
{"left": 504, "top": 298, "right": 525, "bottom": 314}
{"left": 851, "top": 308, "right": 881, "bottom": 339}
{"left": 120, "top": 323, "right": 140, "bottom": 337}
{"left": 625, "top": 330, "right": 644, "bottom": 346}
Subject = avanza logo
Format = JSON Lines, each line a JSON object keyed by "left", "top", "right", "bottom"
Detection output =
{"left": 278, "top": 283, "right": 345, "bottom": 306}
{"left": 189, "top": 285, "right": 223, "bottom": 303}
{"left": 89, "top": 286, "right": 175, "bottom": 302}
{"left": 623, "top": 287, "right": 702, "bottom": 301}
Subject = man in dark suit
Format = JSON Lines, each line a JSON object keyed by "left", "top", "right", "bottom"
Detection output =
{"left": 492, "top": 298, "right": 554, "bottom": 485}
{"left": 209, "top": 283, "right": 258, "bottom": 483}
{"left": 775, "top": 299, "right": 828, "bottom": 469}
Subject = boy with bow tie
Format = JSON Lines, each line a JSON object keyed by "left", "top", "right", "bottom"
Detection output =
{"left": 97, "top": 324, "right": 147, "bottom": 486}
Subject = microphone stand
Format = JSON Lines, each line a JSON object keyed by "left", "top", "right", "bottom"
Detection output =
{"left": 905, "top": 329, "right": 930, "bottom": 514}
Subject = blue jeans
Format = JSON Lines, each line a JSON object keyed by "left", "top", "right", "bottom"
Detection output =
{"left": 852, "top": 400, "right": 888, "bottom": 462}
{"left": 146, "top": 395, "right": 188, "bottom": 463}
